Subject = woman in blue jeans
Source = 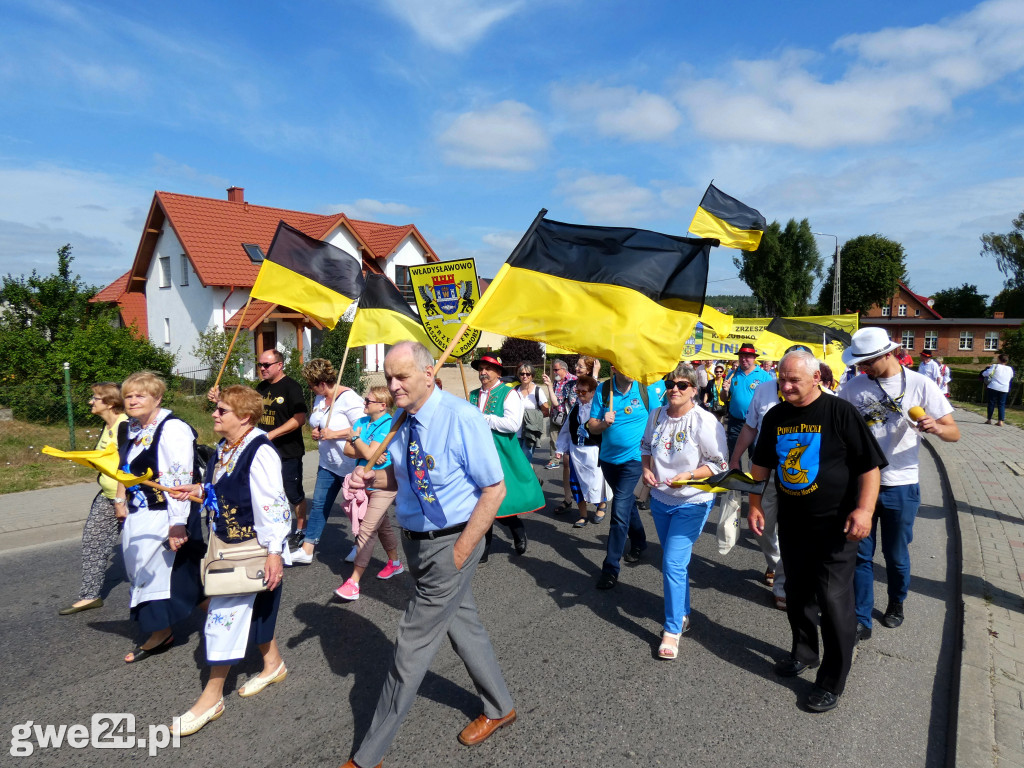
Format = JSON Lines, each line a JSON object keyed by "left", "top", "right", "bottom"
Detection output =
{"left": 291, "top": 359, "right": 364, "bottom": 565}
{"left": 641, "top": 363, "right": 729, "bottom": 659}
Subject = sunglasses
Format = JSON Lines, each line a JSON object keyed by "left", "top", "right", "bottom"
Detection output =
{"left": 664, "top": 380, "right": 693, "bottom": 391}
{"left": 257, "top": 361, "right": 280, "bottom": 369}
{"left": 518, "top": 371, "right": 532, "bottom": 377}
{"left": 212, "top": 406, "right": 234, "bottom": 416}
{"left": 364, "top": 398, "right": 382, "bottom": 405}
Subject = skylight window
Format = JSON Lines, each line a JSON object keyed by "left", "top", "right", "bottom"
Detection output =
{"left": 242, "top": 243, "right": 265, "bottom": 263}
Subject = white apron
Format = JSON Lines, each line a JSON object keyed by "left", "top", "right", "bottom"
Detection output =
{"left": 568, "top": 442, "right": 607, "bottom": 504}
{"left": 204, "top": 594, "right": 257, "bottom": 662}
{"left": 122, "top": 507, "right": 174, "bottom": 608}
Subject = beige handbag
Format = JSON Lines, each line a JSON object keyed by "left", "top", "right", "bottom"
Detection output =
{"left": 201, "top": 534, "right": 270, "bottom": 597}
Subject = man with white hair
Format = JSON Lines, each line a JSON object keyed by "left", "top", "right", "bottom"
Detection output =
{"left": 838, "top": 327, "right": 959, "bottom": 642}
{"left": 749, "top": 349, "right": 886, "bottom": 713}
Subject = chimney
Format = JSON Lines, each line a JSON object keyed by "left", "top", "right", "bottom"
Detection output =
{"left": 995, "top": 311, "right": 1005, "bottom": 319}
{"left": 227, "top": 186, "right": 244, "bottom": 203}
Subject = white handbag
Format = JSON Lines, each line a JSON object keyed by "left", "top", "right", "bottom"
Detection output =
{"left": 716, "top": 491, "right": 742, "bottom": 555}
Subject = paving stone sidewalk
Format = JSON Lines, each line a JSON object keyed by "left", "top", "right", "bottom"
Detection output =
{"left": 925, "top": 408, "right": 1024, "bottom": 768}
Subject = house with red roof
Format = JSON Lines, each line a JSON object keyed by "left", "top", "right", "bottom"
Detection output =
{"left": 92, "top": 187, "right": 438, "bottom": 372}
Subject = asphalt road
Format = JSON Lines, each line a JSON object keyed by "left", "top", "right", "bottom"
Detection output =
{"left": 0, "top": 449, "right": 956, "bottom": 767}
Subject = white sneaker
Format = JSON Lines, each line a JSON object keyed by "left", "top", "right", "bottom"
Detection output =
{"left": 288, "top": 549, "right": 313, "bottom": 566}
{"left": 345, "top": 545, "right": 358, "bottom": 563}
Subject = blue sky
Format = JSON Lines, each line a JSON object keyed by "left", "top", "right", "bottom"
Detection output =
{"left": 2, "top": 0, "right": 1023, "bottom": 306}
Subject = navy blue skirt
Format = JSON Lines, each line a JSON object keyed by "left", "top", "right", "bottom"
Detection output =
{"left": 131, "top": 538, "right": 203, "bottom": 636}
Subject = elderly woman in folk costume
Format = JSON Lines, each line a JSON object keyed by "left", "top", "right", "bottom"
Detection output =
{"left": 555, "top": 375, "right": 608, "bottom": 528}
{"left": 168, "top": 385, "right": 291, "bottom": 736}
{"left": 470, "top": 354, "right": 546, "bottom": 561}
{"left": 116, "top": 371, "right": 204, "bottom": 664}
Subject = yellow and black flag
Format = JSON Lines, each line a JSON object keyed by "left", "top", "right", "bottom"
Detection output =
{"left": 463, "top": 211, "right": 714, "bottom": 382}
{"left": 689, "top": 183, "right": 766, "bottom": 251}
{"left": 681, "top": 468, "right": 766, "bottom": 495}
{"left": 348, "top": 273, "right": 433, "bottom": 349}
{"left": 250, "top": 222, "right": 365, "bottom": 329}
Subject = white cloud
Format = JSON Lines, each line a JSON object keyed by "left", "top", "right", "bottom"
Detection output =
{"left": 553, "top": 83, "right": 681, "bottom": 142}
{"left": 438, "top": 101, "right": 548, "bottom": 170}
{"left": 558, "top": 173, "right": 663, "bottom": 223}
{"left": 330, "top": 199, "right": 420, "bottom": 221}
{"left": 378, "top": 0, "right": 526, "bottom": 53}
{"left": 481, "top": 231, "right": 522, "bottom": 253}
{"left": 675, "top": 0, "right": 1024, "bottom": 149}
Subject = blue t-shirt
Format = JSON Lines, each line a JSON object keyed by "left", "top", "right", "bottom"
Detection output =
{"left": 727, "top": 367, "right": 774, "bottom": 419}
{"left": 590, "top": 379, "right": 655, "bottom": 464}
{"left": 387, "top": 388, "right": 504, "bottom": 532}
{"left": 353, "top": 413, "right": 393, "bottom": 469}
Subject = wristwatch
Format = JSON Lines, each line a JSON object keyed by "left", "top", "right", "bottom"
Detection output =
{"left": 113, "top": 497, "right": 126, "bottom": 505}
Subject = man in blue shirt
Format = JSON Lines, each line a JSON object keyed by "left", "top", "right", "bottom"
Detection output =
{"left": 588, "top": 367, "right": 652, "bottom": 589}
{"left": 723, "top": 343, "right": 774, "bottom": 459}
{"left": 342, "top": 342, "right": 516, "bottom": 768}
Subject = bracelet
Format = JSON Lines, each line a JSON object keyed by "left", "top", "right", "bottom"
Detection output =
{"left": 113, "top": 497, "right": 126, "bottom": 505}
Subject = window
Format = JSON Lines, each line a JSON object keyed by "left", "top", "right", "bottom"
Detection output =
{"left": 158, "top": 255, "right": 171, "bottom": 288}
{"left": 924, "top": 331, "right": 938, "bottom": 351}
{"left": 180, "top": 254, "right": 189, "bottom": 286}
{"left": 242, "top": 243, "right": 265, "bottom": 263}
{"left": 985, "top": 331, "right": 1000, "bottom": 351}
{"left": 898, "top": 304, "right": 907, "bottom": 317}
{"left": 394, "top": 265, "right": 414, "bottom": 304}
{"left": 881, "top": 305, "right": 891, "bottom": 317}
{"left": 914, "top": 309, "right": 920, "bottom": 317}
{"left": 959, "top": 331, "right": 973, "bottom": 350}
{"left": 163, "top": 318, "right": 171, "bottom": 345}
{"left": 901, "top": 330, "right": 915, "bottom": 350}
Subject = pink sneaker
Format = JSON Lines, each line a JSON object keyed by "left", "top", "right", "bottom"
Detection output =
{"left": 334, "top": 578, "right": 360, "bottom": 601}
{"left": 377, "top": 560, "right": 405, "bottom": 580}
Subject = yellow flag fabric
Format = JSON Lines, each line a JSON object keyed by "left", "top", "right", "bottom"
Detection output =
{"left": 348, "top": 307, "right": 433, "bottom": 349}
{"left": 673, "top": 469, "right": 766, "bottom": 494}
{"left": 688, "top": 184, "right": 766, "bottom": 251}
{"left": 467, "top": 264, "right": 700, "bottom": 383}
{"left": 42, "top": 443, "right": 152, "bottom": 486}
{"left": 679, "top": 314, "right": 860, "bottom": 361}
{"left": 699, "top": 305, "right": 734, "bottom": 339}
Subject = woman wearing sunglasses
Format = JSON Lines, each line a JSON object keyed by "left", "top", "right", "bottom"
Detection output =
{"left": 514, "top": 363, "right": 549, "bottom": 462}
{"left": 334, "top": 386, "right": 404, "bottom": 601}
{"left": 703, "top": 365, "right": 728, "bottom": 419}
{"left": 641, "top": 363, "right": 729, "bottom": 660}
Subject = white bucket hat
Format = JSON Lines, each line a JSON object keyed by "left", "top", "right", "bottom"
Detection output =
{"left": 841, "top": 327, "right": 900, "bottom": 366}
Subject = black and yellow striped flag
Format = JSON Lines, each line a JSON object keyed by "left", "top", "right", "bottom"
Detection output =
{"left": 689, "top": 183, "right": 766, "bottom": 251}
{"left": 250, "top": 222, "right": 365, "bottom": 329}
{"left": 348, "top": 274, "right": 433, "bottom": 349}
{"left": 463, "top": 211, "right": 713, "bottom": 382}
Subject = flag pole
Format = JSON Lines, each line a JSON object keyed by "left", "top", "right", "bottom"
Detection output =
{"left": 456, "top": 359, "right": 471, "bottom": 399}
{"left": 213, "top": 295, "right": 253, "bottom": 390}
{"left": 324, "top": 344, "right": 353, "bottom": 427}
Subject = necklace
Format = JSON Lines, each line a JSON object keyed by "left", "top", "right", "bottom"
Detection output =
{"left": 217, "top": 427, "right": 254, "bottom": 473}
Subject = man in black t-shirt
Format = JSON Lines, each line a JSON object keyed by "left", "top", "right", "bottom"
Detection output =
{"left": 211, "top": 348, "right": 308, "bottom": 546}
{"left": 749, "top": 349, "right": 885, "bottom": 714}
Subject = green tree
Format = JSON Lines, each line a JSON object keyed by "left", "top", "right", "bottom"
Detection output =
{"left": 990, "top": 287, "right": 1024, "bottom": 318}
{"left": 818, "top": 234, "right": 907, "bottom": 314}
{"left": 192, "top": 327, "right": 253, "bottom": 387}
{"left": 931, "top": 283, "right": 988, "bottom": 318}
{"left": 705, "top": 294, "right": 760, "bottom": 316}
{"left": 498, "top": 337, "right": 543, "bottom": 369}
{"left": 308, "top": 319, "right": 360, "bottom": 390}
{"left": 0, "top": 245, "right": 174, "bottom": 422}
{"left": 981, "top": 210, "right": 1024, "bottom": 292}
{"left": 734, "top": 218, "right": 822, "bottom": 316}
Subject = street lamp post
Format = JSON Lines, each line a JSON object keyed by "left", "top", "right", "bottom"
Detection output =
{"left": 813, "top": 232, "right": 840, "bottom": 314}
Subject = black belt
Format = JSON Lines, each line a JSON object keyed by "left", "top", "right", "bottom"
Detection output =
{"left": 403, "top": 522, "right": 467, "bottom": 540}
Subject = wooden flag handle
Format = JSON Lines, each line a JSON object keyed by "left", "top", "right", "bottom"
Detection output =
{"left": 323, "top": 345, "right": 352, "bottom": 427}
{"left": 213, "top": 295, "right": 253, "bottom": 391}
{"left": 142, "top": 479, "right": 203, "bottom": 504}
{"left": 457, "top": 359, "right": 470, "bottom": 399}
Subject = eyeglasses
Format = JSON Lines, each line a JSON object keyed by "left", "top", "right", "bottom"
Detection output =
{"left": 364, "top": 398, "right": 382, "bottom": 405}
{"left": 518, "top": 371, "right": 532, "bottom": 377}
{"left": 212, "top": 406, "right": 234, "bottom": 416}
{"left": 257, "top": 361, "right": 280, "bottom": 369}
{"left": 664, "top": 380, "right": 693, "bottom": 391}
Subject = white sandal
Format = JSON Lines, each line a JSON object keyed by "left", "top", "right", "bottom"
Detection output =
{"left": 658, "top": 631, "right": 682, "bottom": 660}
{"left": 172, "top": 698, "right": 224, "bottom": 737}
{"left": 238, "top": 661, "right": 287, "bottom": 697}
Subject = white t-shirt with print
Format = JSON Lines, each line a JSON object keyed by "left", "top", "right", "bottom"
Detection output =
{"left": 837, "top": 368, "right": 952, "bottom": 486}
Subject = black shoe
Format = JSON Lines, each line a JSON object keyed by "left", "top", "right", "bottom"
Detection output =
{"left": 513, "top": 531, "right": 528, "bottom": 556}
{"left": 623, "top": 547, "right": 643, "bottom": 564}
{"left": 596, "top": 572, "right": 618, "bottom": 590}
{"left": 774, "top": 656, "right": 818, "bottom": 677}
{"left": 287, "top": 531, "right": 305, "bottom": 550}
{"left": 804, "top": 686, "right": 840, "bottom": 713}
{"left": 855, "top": 623, "right": 872, "bottom": 645}
{"left": 636, "top": 499, "right": 650, "bottom": 510}
{"left": 881, "top": 599, "right": 904, "bottom": 628}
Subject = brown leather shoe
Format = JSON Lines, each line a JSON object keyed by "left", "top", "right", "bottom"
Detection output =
{"left": 338, "top": 760, "right": 382, "bottom": 768}
{"left": 458, "top": 710, "right": 517, "bottom": 746}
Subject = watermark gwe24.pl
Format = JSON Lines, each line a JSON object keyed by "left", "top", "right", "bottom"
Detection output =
{"left": 10, "top": 714, "right": 179, "bottom": 757}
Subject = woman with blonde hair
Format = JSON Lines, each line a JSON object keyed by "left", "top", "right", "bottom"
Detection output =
{"left": 117, "top": 371, "right": 203, "bottom": 663}
{"left": 292, "top": 358, "right": 365, "bottom": 565}
{"left": 169, "top": 385, "right": 291, "bottom": 736}
{"left": 515, "top": 362, "right": 549, "bottom": 461}
{"left": 59, "top": 382, "right": 128, "bottom": 615}
{"left": 334, "top": 385, "right": 404, "bottom": 600}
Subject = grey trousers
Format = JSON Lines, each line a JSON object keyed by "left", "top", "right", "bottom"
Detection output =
{"left": 353, "top": 531, "right": 515, "bottom": 767}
